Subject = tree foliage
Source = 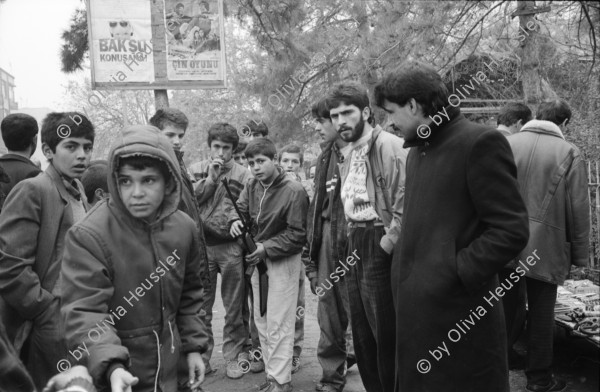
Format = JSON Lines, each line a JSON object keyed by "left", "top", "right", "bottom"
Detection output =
{"left": 59, "top": 0, "right": 599, "bottom": 164}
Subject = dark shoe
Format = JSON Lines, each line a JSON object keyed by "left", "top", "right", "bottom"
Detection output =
{"left": 526, "top": 378, "right": 567, "bottom": 392}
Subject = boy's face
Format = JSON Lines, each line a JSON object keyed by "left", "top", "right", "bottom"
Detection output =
{"left": 43, "top": 137, "right": 93, "bottom": 180}
{"left": 314, "top": 117, "right": 338, "bottom": 143}
{"left": 280, "top": 152, "right": 302, "bottom": 174}
{"left": 117, "top": 164, "right": 170, "bottom": 221}
{"left": 209, "top": 139, "right": 234, "bottom": 162}
{"left": 160, "top": 124, "right": 186, "bottom": 152}
{"left": 233, "top": 152, "right": 247, "bottom": 167}
{"left": 247, "top": 154, "right": 278, "bottom": 183}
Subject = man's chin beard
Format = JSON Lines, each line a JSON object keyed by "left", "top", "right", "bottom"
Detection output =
{"left": 341, "top": 118, "right": 365, "bottom": 143}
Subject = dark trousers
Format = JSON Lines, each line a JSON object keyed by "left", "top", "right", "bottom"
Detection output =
{"left": 499, "top": 268, "right": 527, "bottom": 360}
{"left": 346, "top": 225, "right": 396, "bottom": 392}
{"left": 502, "top": 274, "right": 558, "bottom": 385}
{"left": 525, "top": 278, "right": 558, "bottom": 386}
{"left": 317, "top": 220, "right": 353, "bottom": 390}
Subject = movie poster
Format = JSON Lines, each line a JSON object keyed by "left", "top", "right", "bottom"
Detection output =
{"left": 89, "top": 0, "right": 154, "bottom": 84}
{"left": 163, "top": 0, "right": 226, "bottom": 82}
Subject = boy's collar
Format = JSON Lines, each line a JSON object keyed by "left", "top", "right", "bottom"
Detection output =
{"left": 46, "top": 164, "right": 82, "bottom": 201}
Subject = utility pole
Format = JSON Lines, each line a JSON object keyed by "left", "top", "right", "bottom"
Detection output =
{"left": 151, "top": 0, "right": 169, "bottom": 109}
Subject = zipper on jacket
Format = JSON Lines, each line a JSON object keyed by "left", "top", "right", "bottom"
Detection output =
{"left": 255, "top": 182, "right": 272, "bottom": 230}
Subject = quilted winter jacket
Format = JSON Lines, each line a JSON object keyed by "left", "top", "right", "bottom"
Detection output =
{"left": 60, "top": 125, "right": 208, "bottom": 391}
{"left": 507, "top": 120, "right": 590, "bottom": 284}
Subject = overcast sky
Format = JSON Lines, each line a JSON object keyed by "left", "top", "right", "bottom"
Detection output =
{"left": 0, "top": 0, "right": 83, "bottom": 109}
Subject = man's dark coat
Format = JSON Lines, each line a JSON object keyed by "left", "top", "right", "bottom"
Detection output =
{"left": 392, "top": 107, "right": 529, "bottom": 392}
{"left": 0, "top": 154, "right": 41, "bottom": 211}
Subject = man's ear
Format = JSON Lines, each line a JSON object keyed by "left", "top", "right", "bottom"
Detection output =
{"left": 361, "top": 106, "right": 371, "bottom": 122}
{"left": 41, "top": 143, "right": 53, "bottom": 161}
{"left": 409, "top": 98, "right": 421, "bottom": 115}
{"left": 561, "top": 118, "right": 569, "bottom": 131}
{"left": 273, "top": 153, "right": 278, "bottom": 162}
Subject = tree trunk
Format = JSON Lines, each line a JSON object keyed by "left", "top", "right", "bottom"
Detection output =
{"left": 518, "top": 1, "right": 557, "bottom": 105}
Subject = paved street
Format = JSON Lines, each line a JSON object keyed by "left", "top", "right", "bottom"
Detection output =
{"left": 203, "top": 276, "right": 599, "bottom": 392}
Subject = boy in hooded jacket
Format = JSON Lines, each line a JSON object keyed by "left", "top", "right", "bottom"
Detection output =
{"left": 60, "top": 125, "right": 207, "bottom": 392}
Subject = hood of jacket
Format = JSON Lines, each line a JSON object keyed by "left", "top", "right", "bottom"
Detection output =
{"left": 107, "top": 125, "right": 182, "bottom": 225}
{"left": 519, "top": 119, "right": 565, "bottom": 139}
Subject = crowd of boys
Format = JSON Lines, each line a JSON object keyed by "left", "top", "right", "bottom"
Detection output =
{"left": 0, "top": 60, "right": 590, "bottom": 392}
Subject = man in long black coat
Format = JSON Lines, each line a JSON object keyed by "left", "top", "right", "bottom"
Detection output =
{"left": 374, "top": 61, "right": 530, "bottom": 392}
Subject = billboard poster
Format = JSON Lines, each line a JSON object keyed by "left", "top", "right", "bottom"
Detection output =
{"left": 89, "top": 0, "right": 155, "bottom": 84}
{"left": 163, "top": 0, "right": 226, "bottom": 82}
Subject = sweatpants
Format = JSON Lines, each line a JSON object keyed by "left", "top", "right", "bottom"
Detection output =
{"left": 251, "top": 253, "right": 301, "bottom": 385}
{"left": 317, "top": 220, "right": 354, "bottom": 390}
{"left": 201, "top": 241, "right": 248, "bottom": 362}
{"left": 346, "top": 225, "right": 396, "bottom": 392}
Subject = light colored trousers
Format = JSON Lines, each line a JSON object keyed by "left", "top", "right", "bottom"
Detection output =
{"left": 251, "top": 252, "right": 301, "bottom": 385}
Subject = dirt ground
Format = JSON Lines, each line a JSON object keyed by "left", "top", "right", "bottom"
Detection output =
{"left": 201, "top": 277, "right": 599, "bottom": 392}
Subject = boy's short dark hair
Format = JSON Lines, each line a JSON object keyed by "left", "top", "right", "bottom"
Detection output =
{"left": 536, "top": 100, "right": 572, "bottom": 126}
{"left": 117, "top": 155, "right": 171, "bottom": 184}
{"left": 245, "top": 120, "right": 269, "bottom": 137}
{"left": 245, "top": 138, "right": 277, "bottom": 160}
{"left": 207, "top": 122, "right": 239, "bottom": 150}
{"left": 279, "top": 144, "right": 304, "bottom": 165}
{"left": 1, "top": 113, "right": 38, "bottom": 151}
{"left": 149, "top": 108, "right": 189, "bottom": 132}
{"left": 82, "top": 160, "right": 108, "bottom": 203}
{"left": 374, "top": 61, "right": 449, "bottom": 117}
{"left": 234, "top": 140, "right": 247, "bottom": 154}
{"left": 41, "top": 112, "right": 95, "bottom": 153}
{"left": 497, "top": 102, "right": 533, "bottom": 127}
{"left": 311, "top": 98, "right": 330, "bottom": 120}
{"left": 326, "top": 83, "right": 374, "bottom": 124}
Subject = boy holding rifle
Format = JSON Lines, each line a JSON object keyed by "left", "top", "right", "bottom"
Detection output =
{"left": 228, "top": 138, "right": 308, "bottom": 392}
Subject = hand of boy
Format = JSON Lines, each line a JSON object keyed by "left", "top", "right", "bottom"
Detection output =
{"left": 208, "top": 158, "right": 224, "bottom": 182}
{"left": 110, "top": 368, "right": 139, "bottom": 392}
{"left": 245, "top": 242, "right": 266, "bottom": 265}
{"left": 187, "top": 352, "right": 205, "bottom": 389}
{"left": 230, "top": 220, "right": 244, "bottom": 237}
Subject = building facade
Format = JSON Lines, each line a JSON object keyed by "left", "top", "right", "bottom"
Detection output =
{"left": 0, "top": 67, "right": 18, "bottom": 154}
